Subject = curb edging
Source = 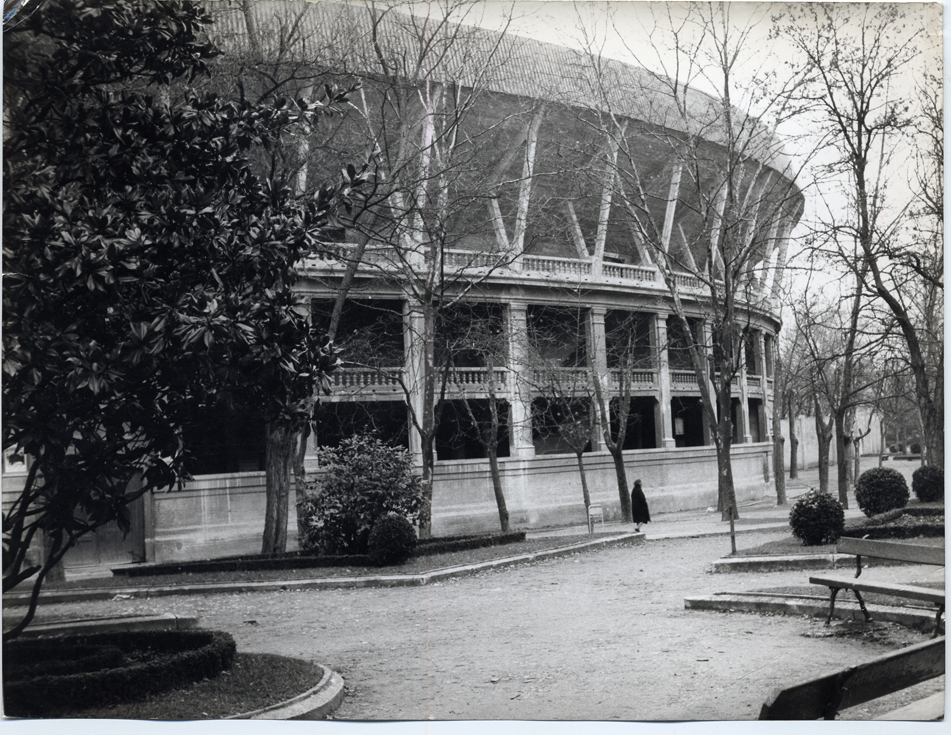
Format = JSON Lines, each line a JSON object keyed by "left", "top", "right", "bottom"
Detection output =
{"left": 227, "top": 666, "right": 345, "bottom": 720}
{"left": 685, "top": 593, "right": 941, "bottom": 633}
{"left": 3, "top": 533, "right": 645, "bottom": 606}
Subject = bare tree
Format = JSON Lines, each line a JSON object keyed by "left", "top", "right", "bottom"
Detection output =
{"left": 574, "top": 3, "right": 810, "bottom": 519}
{"left": 783, "top": 3, "right": 943, "bottom": 469}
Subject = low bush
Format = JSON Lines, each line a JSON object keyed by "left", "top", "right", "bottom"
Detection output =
{"left": 367, "top": 513, "right": 417, "bottom": 566}
{"left": 789, "top": 490, "right": 845, "bottom": 546}
{"left": 298, "top": 435, "right": 424, "bottom": 555}
{"left": 3, "top": 630, "right": 236, "bottom": 717}
{"left": 855, "top": 468, "right": 910, "bottom": 517}
{"left": 912, "top": 465, "right": 944, "bottom": 503}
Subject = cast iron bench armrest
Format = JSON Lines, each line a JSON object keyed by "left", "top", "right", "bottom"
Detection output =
{"left": 809, "top": 575, "right": 945, "bottom": 605}
{"left": 809, "top": 574, "right": 945, "bottom": 636}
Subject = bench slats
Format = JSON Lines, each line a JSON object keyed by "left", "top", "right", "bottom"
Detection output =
{"left": 809, "top": 575, "right": 946, "bottom": 605}
{"left": 759, "top": 637, "right": 945, "bottom": 720}
{"left": 837, "top": 537, "right": 945, "bottom": 566}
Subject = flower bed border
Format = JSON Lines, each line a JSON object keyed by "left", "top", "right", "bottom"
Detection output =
{"left": 4, "top": 630, "right": 236, "bottom": 717}
{"left": 111, "top": 531, "right": 527, "bottom": 577}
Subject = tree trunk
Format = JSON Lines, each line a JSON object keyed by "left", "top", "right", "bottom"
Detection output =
{"left": 789, "top": 410, "right": 799, "bottom": 479}
{"left": 772, "top": 422, "right": 786, "bottom": 505}
{"left": 772, "top": 364, "right": 786, "bottom": 505}
{"left": 487, "top": 445, "right": 509, "bottom": 532}
{"left": 608, "top": 444, "right": 631, "bottom": 520}
{"left": 575, "top": 450, "right": 592, "bottom": 509}
{"left": 815, "top": 411, "right": 833, "bottom": 495}
{"left": 262, "top": 420, "right": 293, "bottom": 554}
{"left": 853, "top": 437, "right": 863, "bottom": 485}
{"left": 716, "top": 383, "right": 739, "bottom": 520}
{"left": 833, "top": 411, "right": 850, "bottom": 508}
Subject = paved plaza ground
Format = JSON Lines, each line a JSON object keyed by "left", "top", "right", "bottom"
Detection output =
{"left": 5, "top": 460, "right": 941, "bottom": 725}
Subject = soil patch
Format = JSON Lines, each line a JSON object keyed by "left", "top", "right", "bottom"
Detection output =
{"left": 46, "top": 533, "right": 629, "bottom": 591}
{"left": 64, "top": 653, "right": 321, "bottom": 719}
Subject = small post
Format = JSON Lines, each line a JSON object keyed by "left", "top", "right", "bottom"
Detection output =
{"left": 729, "top": 504, "right": 737, "bottom": 555}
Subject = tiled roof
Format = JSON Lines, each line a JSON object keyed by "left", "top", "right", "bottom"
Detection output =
{"left": 204, "top": 0, "right": 793, "bottom": 173}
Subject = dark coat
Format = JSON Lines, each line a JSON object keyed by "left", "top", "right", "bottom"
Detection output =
{"left": 630, "top": 481, "right": 651, "bottom": 524}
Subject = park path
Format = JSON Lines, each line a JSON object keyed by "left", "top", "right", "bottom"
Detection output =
{"left": 25, "top": 530, "right": 940, "bottom": 721}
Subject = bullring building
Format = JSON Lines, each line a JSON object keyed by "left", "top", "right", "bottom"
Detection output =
{"left": 5, "top": 1, "right": 804, "bottom": 568}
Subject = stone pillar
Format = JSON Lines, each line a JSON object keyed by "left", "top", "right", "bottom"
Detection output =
{"left": 738, "top": 357, "right": 752, "bottom": 445}
{"left": 507, "top": 302, "right": 535, "bottom": 458}
{"left": 404, "top": 299, "right": 426, "bottom": 466}
{"left": 756, "top": 331, "right": 772, "bottom": 442}
{"left": 653, "top": 313, "right": 676, "bottom": 448}
{"left": 589, "top": 307, "right": 609, "bottom": 451}
{"left": 701, "top": 319, "right": 715, "bottom": 446}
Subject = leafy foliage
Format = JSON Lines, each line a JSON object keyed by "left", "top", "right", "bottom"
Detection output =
{"left": 789, "top": 490, "right": 845, "bottom": 545}
{"left": 855, "top": 468, "right": 910, "bottom": 517}
{"left": 297, "top": 435, "right": 424, "bottom": 555}
{"left": 912, "top": 465, "right": 944, "bottom": 503}
{"left": 2, "top": 0, "right": 362, "bottom": 639}
{"left": 367, "top": 513, "right": 418, "bottom": 567}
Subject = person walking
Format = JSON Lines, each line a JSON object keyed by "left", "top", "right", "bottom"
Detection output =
{"left": 630, "top": 479, "right": 651, "bottom": 532}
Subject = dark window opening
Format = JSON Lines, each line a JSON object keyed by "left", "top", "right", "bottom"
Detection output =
{"left": 311, "top": 299, "right": 404, "bottom": 368}
{"left": 744, "top": 331, "right": 759, "bottom": 375}
{"left": 314, "top": 401, "right": 409, "bottom": 449}
{"left": 532, "top": 397, "right": 593, "bottom": 455}
{"left": 436, "top": 399, "right": 510, "bottom": 461}
{"left": 605, "top": 311, "right": 653, "bottom": 369}
{"left": 731, "top": 397, "right": 742, "bottom": 444}
{"left": 183, "top": 407, "right": 265, "bottom": 475}
{"left": 667, "top": 316, "right": 703, "bottom": 370}
{"left": 528, "top": 305, "right": 587, "bottom": 367}
{"left": 672, "top": 397, "right": 705, "bottom": 448}
{"left": 612, "top": 397, "right": 658, "bottom": 450}
{"left": 748, "top": 398, "right": 764, "bottom": 442}
{"left": 435, "top": 302, "right": 506, "bottom": 368}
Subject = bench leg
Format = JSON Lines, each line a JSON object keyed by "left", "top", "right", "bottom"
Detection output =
{"left": 851, "top": 589, "right": 871, "bottom": 622}
{"left": 932, "top": 604, "right": 945, "bottom": 639}
{"left": 826, "top": 587, "right": 840, "bottom": 625}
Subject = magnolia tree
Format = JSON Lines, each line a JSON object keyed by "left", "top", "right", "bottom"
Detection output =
{"left": 2, "top": 0, "right": 361, "bottom": 638}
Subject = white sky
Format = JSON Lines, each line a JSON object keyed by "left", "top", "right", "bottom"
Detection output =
{"left": 408, "top": 0, "right": 943, "bottom": 323}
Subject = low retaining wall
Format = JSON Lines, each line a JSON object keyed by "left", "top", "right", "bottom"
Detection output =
{"left": 6, "top": 443, "right": 773, "bottom": 568}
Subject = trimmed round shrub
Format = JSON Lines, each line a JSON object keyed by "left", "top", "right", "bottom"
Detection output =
{"left": 912, "top": 465, "right": 944, "bottom": 503}
{"left": 367, "top": 513, "right": 417, "bottom": 566}
{"left": 789, "top": 490, "right": 845, "bottom": 546}
{"left": 855, "top": 467, "right": 910, "bottom": 517}
{"left": 298, "top": 434, "right": 424, "bottom": 555}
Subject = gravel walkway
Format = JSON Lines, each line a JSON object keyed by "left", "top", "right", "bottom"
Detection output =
{"left": 13, "top": 530, "right": 942, "bottom": 724}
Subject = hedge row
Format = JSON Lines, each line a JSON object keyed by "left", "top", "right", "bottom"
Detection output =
{"left": 4, "top": 630, "right": 236, "bottom": 717}
{"left": 112, "top": 532, "right": 527, "bottom": 577}
{"left": 841, "top": 519, "right": 945, "bottom": 540}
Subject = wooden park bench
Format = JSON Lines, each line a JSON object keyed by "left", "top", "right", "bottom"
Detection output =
{"left": 759, "top": 635, "right": 944, "bottom": 720}
{"left": 809, "top": 537, "right": 945, "bottom": 637}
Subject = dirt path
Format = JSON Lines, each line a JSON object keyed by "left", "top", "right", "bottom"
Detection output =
{"left": 23, "top": 532, "right": 942, "bottom": 721}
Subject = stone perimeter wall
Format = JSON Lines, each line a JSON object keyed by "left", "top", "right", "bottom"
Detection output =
{"left": 144, "top": 443, "right": 771, "bottom": 563}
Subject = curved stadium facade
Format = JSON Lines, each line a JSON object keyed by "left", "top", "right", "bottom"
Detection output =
{"left": 6, "top": 1, "right": 804, "bottom": 567}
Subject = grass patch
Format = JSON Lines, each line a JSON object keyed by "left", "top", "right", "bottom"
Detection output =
{"left": 68, "top": 653, "right": 321, "bottom": 719}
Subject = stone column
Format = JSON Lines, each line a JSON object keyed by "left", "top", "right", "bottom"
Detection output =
{"left": 404, "top": 299, "right": 426, "bottom": 466}
{"left": 507, "top": 302, "right": 535, "bottom": 458}
{"left": 589, "top": 307, "right": 609, "bottom": 451}
{"left": 738, "top": 355, "right": 752, "bottom": 445}
{"left": 653, "top": 313, "right": 676, "bottom": 448}
{"left": 701, "top": 319, "right": 715, "bottom": 446}
{"left": 756, "top": 330, "right": 772, "bottom": 442}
